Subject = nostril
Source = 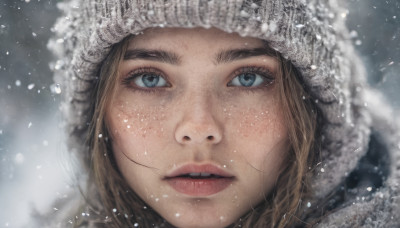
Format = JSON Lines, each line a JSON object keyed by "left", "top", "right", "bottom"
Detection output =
{"left": 183, "top": 136, "right": 191, "bottom": 141}
{"left": 207, "top": 135, "right": 214, "bottom": 140}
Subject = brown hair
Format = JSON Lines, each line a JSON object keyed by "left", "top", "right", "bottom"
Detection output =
{"left": 75, "top": 35, "right": 319, "bottom": 228}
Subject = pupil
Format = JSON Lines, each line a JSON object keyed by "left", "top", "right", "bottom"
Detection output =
{"left": 142, "top": 74, "right": 159, "bottom": 87}
{"left": 239, "top": 73, "right": 256, "bottom": 87}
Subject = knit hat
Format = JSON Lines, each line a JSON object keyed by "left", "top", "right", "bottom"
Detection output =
{"left": 48, "top": 0, "right": 371, "bottom": 203}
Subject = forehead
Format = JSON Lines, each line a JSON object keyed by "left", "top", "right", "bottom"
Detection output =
{"left": 129, "top": 27, "right": 265, "bottom": 50}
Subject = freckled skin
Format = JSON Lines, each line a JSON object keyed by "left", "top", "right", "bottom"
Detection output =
{"left": 106, "top": 27, "right": 289, "bottom": 228}
{"left": 113, "top": 100, "right": 167, "bottom": 138}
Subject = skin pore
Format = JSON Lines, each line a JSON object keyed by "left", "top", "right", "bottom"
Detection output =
{"left": 105, "top": 27, "right": 290, "bottom": 228}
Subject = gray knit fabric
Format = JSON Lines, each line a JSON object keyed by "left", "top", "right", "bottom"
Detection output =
{"left": 47, "top": 0, "right": 400, "bottom": 227}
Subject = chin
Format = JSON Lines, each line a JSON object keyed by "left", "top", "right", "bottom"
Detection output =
{"left": 166, "top": 217, "right": 233, "bottom": 228}
{"left": 157, "top": 203, "right": 239, "bottom": 228}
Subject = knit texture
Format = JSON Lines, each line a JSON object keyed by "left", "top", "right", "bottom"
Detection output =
{"left": 47, "top": 0, "right": 399, "bottom": 226}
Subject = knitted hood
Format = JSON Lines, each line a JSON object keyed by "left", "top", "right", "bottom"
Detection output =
{"left": 48, "top": 0, "right": 372, "bottom": 212}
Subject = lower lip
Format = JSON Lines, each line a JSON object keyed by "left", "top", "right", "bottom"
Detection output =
{"left": 165, "top": 177, "right": 234, "bottom": 196}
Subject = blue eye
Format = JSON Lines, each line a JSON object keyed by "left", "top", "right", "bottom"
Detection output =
{"left": 133, "top": 73, "right": 167, "bottom": 88}
{"left": 229, "top": 73, "right": 266, "bottom": 87}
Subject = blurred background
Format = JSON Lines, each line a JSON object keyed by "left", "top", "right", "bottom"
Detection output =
{"left": 0, "top": 0, "right": 399, "bottom": 227}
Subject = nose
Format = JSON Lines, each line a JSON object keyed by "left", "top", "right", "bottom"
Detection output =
{"left": 174, "top": 96, "right": 223, "bottom": 145}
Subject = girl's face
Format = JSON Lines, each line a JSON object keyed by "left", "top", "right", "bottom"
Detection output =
{"left": 106, "top": 27, "right": 289, "bottom": 228}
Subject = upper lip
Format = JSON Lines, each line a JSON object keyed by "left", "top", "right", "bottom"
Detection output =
{"left": 164, "top": 163, "right": 235, "bottom": 179}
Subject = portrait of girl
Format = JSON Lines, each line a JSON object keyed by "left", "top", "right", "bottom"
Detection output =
{"left": 42, "top": 0, "right": 400, "bottom": 227}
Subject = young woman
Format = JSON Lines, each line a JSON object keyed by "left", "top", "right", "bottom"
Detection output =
{"left": 45, "top": 0, "right": 400, "bottom": 227}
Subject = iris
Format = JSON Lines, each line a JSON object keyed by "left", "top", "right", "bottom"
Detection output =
{"left": 238, "top": 73, "right": 256, "bottom": 87}
{"left": 141, "top": 74, "right": 160, "bottom": 87}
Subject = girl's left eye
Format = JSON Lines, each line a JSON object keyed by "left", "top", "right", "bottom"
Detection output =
{"left": 229, "top": 73, "right": 264, "bottom": 87}
{"left": 228, "top": 69, "right": 274, "bottom": 88}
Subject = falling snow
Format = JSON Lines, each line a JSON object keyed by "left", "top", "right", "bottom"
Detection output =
{"left": 15, "top": 80, "right": 21, "bottom": 87}
{"left": 27, "top": 83, "right": 35, "bottom": 90}
{"left": 50, "top": 83, "right": 62, "bottom": 94}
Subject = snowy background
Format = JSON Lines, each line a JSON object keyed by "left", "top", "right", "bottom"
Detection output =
{"left": 0, "top": 0, "right": 399, "bottom": 227}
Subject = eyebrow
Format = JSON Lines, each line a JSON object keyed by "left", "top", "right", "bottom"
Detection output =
{"left": 124, "top": 49, "right": 182, "bottom": 65}
{"left": 123, "top": 47, "right": 277, "bottom": 65}
{"left": 215, "top": 47, "right": 277, "bottom": 64}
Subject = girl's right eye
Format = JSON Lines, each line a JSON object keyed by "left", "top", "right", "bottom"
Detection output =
{"left": 122, "top": 68, "right": 169, "bottom": 89}
{"left": 133, "top": 73, "right": 168, "bottom": 88}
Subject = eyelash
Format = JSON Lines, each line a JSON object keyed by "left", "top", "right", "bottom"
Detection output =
{"left": 121, "top": 66, "right": 275, "bottom": 93}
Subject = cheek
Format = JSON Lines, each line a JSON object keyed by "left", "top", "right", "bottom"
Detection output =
{"left": 108, "top": 100, "right": 168, "bottom": 139}
{"left": 106, "top": 99, "right": 173, "bottom": 164}
{"left": 221, "top": 97, "right": 288, "bottom": 171}
{"left": 222, "top": 97, "right": 287, "bottom": 140}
